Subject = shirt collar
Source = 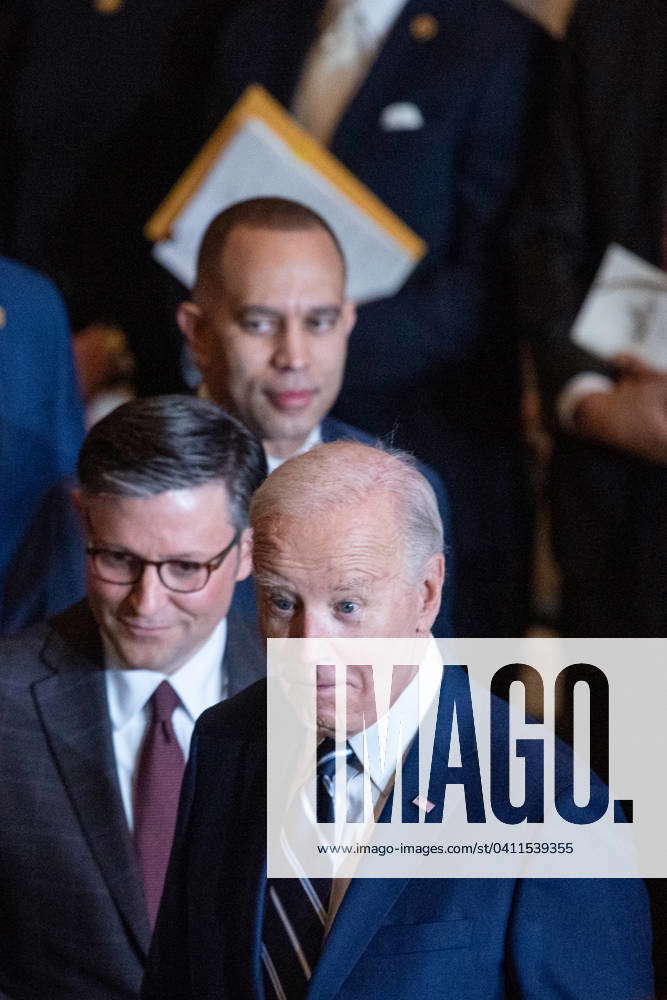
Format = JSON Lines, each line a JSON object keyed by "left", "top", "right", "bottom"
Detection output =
{"left": 348, "top": 640, "right": 443, "bottom": 793}
{"left": 104, "top": 618, "right": 227, "bottom": 730}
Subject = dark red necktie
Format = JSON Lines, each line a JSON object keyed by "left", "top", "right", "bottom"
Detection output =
{"left": 133, "top": 680, "right": 186, "bottom": 929}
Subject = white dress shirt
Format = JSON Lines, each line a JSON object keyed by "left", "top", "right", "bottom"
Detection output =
{"left": 292, "top": 0, "right": 407, "bottom": 145}
{"left": 104, "top": 619, "right": 227, "bottom": 830}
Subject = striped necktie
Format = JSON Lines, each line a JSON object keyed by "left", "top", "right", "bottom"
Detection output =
{"left": 262, "top": 739, "right": 354, "bottom": 998}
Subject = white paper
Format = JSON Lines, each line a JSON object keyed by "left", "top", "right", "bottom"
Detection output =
{"left": 152, "top": 119, "right": 420, "bottom": 303}
{"left": 571, "top": 244, "right": 667, "bottom": 372}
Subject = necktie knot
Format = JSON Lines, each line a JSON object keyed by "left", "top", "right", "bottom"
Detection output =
{"left": 150, "top": 680, "right": 180, "bottom": 723}
{"left": 316, "top": 738, "right": 356, "bottom": 821}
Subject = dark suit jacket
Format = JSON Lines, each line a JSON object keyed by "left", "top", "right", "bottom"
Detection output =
{"left": 510, "top": 0, "right": 667, "bottom": 639}
{"left": 143, "top": 674, "right": 653, "bottom": 1000}
{"left": 0, "top": 600, "right": 264, "bottom": 1000}
{"left": 202, "top": 0, "right": 550, "bottom": 636}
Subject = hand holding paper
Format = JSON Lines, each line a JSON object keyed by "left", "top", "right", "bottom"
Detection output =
{"left": 572, "top": 244, "right": 667, "bottom": 372}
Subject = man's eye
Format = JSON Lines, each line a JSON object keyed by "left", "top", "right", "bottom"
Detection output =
{"left": 336, "top": 601, "right": 359, "bottom": 615}
{"left": 166, "top": 560, "right": 202, "bottom": 579}
{"left": 306, "top": 312, "right": 338, "bottom": 334}
{"left": 270, "top": 594, "right": 295, "bottom": 614}
{"left": 239, "top": 316, "right": 276, "bottom": 335}
{"left": 104, "top": 550, "right": 134, "bottom": 566}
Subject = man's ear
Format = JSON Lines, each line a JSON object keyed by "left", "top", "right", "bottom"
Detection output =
{"left": 416, "top": 552, "right": 445, "bottom": 635}
{"left": 234, "top": 526, "right": 253, "bottom": 583}
{"left": 176, "top": 301, "right": 210, "bottom": 369}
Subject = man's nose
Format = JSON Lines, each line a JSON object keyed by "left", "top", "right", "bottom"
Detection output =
{"left": 294, "top": 606, "right": 331, "bottom": 639}
{"left": 126, "top": 565, "right": 169, "bottom": 616}
{"left": 272, "top": 321, "right": 309, "bottom": 370}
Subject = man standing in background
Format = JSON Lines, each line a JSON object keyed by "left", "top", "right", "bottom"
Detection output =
{"left": 510, "top": 0, "right": 667, "bottom": 990}
{"left": 178, "top": 196, "right": 455, "bottom": 635}
{"left": 203, "top": 0, "right": 551, "bottom": 636}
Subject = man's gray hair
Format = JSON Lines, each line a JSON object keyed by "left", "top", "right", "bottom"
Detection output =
{"left": 250, "top": 440, "right": 443, "bottom": 578}
{"left": 77, "top": 395, "right": 267, "bottom": 529}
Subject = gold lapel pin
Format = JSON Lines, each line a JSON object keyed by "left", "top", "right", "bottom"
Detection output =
{"left": 0, "top": 307, "right": 6, "bottom": 330}
{"left": 94, "top": 0, "right": 125, "bottom": 14}
{"left": 410, "top": 13, "right": 439, "bottom": 42}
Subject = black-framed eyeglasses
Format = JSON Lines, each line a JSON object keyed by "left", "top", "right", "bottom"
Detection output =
{"left": 85, "top": 529, "right": 241, "bottom": 593}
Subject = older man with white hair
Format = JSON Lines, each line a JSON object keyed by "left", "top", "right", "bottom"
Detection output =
{"left": 144, "top": 442, "right": 653, "bottom": 1000}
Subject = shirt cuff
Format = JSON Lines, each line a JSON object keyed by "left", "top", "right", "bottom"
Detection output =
{"left": 556, "top": 373, "right": 615, "bottom": 431}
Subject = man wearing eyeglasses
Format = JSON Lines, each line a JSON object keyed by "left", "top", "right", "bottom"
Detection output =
{"left": 0, "top": 395, "right": 266, "bottom": 1000}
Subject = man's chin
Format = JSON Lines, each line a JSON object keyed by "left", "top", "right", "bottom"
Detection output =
{"left": 108, "top": 633, "right": 180, "bottom": 674}
{"left": 262, "top": 414, "right": 322, "bottom": 456}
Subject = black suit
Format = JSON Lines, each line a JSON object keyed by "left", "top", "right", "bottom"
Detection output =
{"left": 0, "top": 600, "right": 263, "bottom": 999}
{"left": 511, "top": 0, "right": 667, "bottom": 639}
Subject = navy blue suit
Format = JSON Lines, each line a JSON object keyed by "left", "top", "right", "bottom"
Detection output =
{"left": 0, "top": 257, "right": 84, "bottom": 628}
{"left": 143, "top": 673, "right": 653, "bottom": 999}
{"left": 204, "top": 0, "right": 551, "bottom": 636}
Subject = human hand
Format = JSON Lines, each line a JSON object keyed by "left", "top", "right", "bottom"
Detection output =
{"left": 573, "top": 366, "right": 667, "bottom": 465}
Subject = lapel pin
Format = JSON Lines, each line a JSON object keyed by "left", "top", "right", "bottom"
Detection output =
{"left": 410, "top": 14, "right": 439, "bottom": 42}
{"left": 94, "top": 0, "right": 125, "bottom": 14}
{"left": 0, "top": 307, "right": 6, "bottom": 330}
{"left": 412, "top": 795, "right": 435, "bottom": 814}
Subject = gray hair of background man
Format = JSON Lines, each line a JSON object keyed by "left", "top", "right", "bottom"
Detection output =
{"left": 194, "top": 196, "right": 346, "bottom": 300}
{"left": 250, "top": 440, "right": 444, "bottom": 580}
{"left": 77, "top": 395, "right": 267, "bottom": 529}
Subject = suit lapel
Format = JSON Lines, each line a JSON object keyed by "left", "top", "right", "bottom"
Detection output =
{"left": 307, "top": 710, "right": 427, "bottom": 999}
{"left": 329, "top": 0, "right": 454, "bottom": 159}
{"left": 308, "top": 669, "right": 470, "bottom": 999}
{"left": 34, "top": 603, "right": 150, "bottom": 957}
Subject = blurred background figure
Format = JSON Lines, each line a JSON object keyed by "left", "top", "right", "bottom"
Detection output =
{"left": 510, "top": 0, "right": 667, "bottom": 991}
{"left": 203, "top": 0, "right": 551, "bottom": 637}
{"left": 0, "top": 0, "right": 242, "bottom": 398}
{"left": 511, "top": 0, "right": 667, "bottom": 641}
{"left": 0, "top": 256, "right": 84, "bottom": 630}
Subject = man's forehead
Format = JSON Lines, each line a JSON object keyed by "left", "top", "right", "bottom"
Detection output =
{"left": 218, "top": 225, "right": 344, "bottom": 283}
{"left": 83, "top": 481, "right": 232, "bottom": 516}
{"left": 253, "top": 502, "right": 402, "bottom": 571}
